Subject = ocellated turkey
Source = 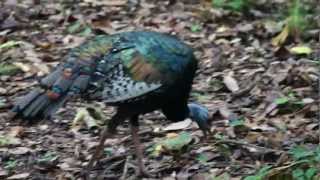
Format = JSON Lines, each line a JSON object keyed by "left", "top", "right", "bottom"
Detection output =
{"left": 10, "top": 31, "right": 210, "bottom": 177}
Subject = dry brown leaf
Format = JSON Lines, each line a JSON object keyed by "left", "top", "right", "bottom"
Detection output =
{"left": 271, "top": 23, "right": 289, "bottom": 47}
{"left": 8, "top": 126, "right": 24, "bottom": 137}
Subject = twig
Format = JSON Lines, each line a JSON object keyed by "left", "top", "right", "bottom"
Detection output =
{"left": 212, "top": 138, "right": 284, "bottom": 154}
{"left": 100, "top": 154, "right": 128, "bottom": 164}
{"left": 118, "top": 128, "right": 153, "bottom": 144}
{"left": 120, "top": 157, "right": 130, "bottom": 180}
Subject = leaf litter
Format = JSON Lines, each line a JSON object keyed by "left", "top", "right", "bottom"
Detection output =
{"left": 0, "top": 0, "right": 319, "bottom": 179}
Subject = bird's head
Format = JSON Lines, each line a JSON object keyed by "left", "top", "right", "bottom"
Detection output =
{"left": 188, "top": 103, "right": 210, "bottom": 136}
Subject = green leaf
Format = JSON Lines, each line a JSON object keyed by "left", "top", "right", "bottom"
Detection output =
{"left": 288, "top": 0, "right": 306, "bottom": 33}
{"left": 290, "top": 46, "right": 312, "bottom": 55}
{"left": 37, "top": 152, "right": 59, "bottom": 163}
{"left": 104, "top": 147, "right": 113, "bottom": 156}
{"left": 161, "top": 132, "right": 192, "bottom": 151}
{"left": 244, "top": 176, "right": 261, "bottom": 180}
{"left": 214, "top": 133, "right": 226, "bottom": 140}
{"left": 4, "top": 160, "right": 17, "bottom": 169}
{"left": 228, "top": 0, "right": 246, "bottom": 11}
{"left": 244, "top": 166, "right": 272, "bottom": 180}
{"left": 0, "top": 41, "right": 23, "bottom": 50}
{"left": 229, "top": 118, "right": 244, "bottom": 127}
{"left": 191, "top": 24, "right": 201, "bottom": 32}
{"left": 0, "top": 135, "right": 20, "bottom": 146}
{"left": 289, "top": 146, "right": 314, "bottom": 160}
{"left": 292, "top": 168, "right": 304, "bottom": 178}
{"left": 68, "top": 21, "right": 82, "bottom": 34}
{"left": 315, "top": 146, "right": 320, "bottom": 162}
{"left": 0, "top": 63, "right": 20, "bottom": 75}
{"left": 212, "top": 0, "right": 247, "bottom": 11}
{"left": 212, "top": 0, "right": 225, "bottom": 8}
{"left": 196, "top": 154, "right": 208, "bottom": 164}
{"left": 79, "top": 26, "right": 92, "bottom": 36}
{"left": 305, "top": 168, "right": 317, "bottom": 179}
{"left": 275, "top": 97, "right": 289, "bottom": 105}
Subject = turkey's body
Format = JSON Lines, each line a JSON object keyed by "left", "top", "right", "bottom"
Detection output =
{"left": 12, "top": 31, "right": 197, "bottom": 122}
{"left": 11, "top": 31, "right": 202, "bottom": 177}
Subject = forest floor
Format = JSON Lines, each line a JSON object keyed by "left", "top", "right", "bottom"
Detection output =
{"left": 0, "top": 0, "right": 319, "bottom": 179}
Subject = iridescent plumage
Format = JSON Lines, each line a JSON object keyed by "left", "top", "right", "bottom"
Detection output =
{"left": 10, "top": 31, "right": 210, "bottom": 177}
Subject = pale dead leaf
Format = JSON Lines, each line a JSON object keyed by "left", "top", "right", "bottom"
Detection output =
{"left": 34, "top": 63, "right": 50, "bottom": 76}
{"left": 163, "top": 119, "right": 192, "bottom": 131}
{"left": 12, "top": 62, "right": 31, "bottom": 72}
{"left": 10, "top": 147, "right": 31, "bottom": 155}
{"left": 166, "top": 133, "right": 179, "bottom": 138}
{"left": 24, "top": 49, "right": 41, "bottom": 63}
{"left": 0, "top": 169, "right": 8, "bottom": 177}
{"left": 301, "top": 98, "right": 314, "bottom": 104}
{"left": 7, "top": 173, "right": 30, "bottom": 180}
{"left": 223, "top": 73, "right": 239, "bottom": 92}
{"left": 84, "top": 0, "right": 127, "bottom": 6}
{"left": 72, "top": 108, "right": 98, "bottom": 130}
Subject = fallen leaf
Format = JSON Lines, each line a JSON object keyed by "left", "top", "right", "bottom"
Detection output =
{"left": 72, "top": 108, "right": 98, "bottom": 130}
{"left": 8, "top": 126, "right": 24, "bottom": 137}
{"left": 272, "top": 23, "right": 289, "bottom": 47}
{"left": 84, "top": 0, "right": 127, "bottom": 6}
{"left": 0, "top": 63, "right": 20, "bottom": 75}
{"left": 163, "top": 119, "right": 192, "bottom": 131}
{"left": 152, "top": 132, "right": 192, "bottom": 156}
{"left": 0, "top": 40, "right": 22, "bottom": 50}
{"left": 166, "top": 133, "right": 179, "bottom": 139}
{"left": 0, "top": 135, "right": 21, "bottom": 146}
{"left": 223, "top": 73, "right": 239, "bottom": 92}
{"left": 263, "top": 20, "right": 282, "bottom": 34}
{"left": 12, "top": 62, "right": 31, "bottom": 72}
{"left": 7, "top": 173, "right": 30, "bottom": 179}
{"left": 162, "top": 131, "right": 192, "bottom": 151}
{"left": 10, "top": 147, "right": 31, "bottom": 155}
{"left": 0, "top": 169, "right": 8, "bottom": 177}
{"left": 301, "top": 98, "right": 314, "bottom": 104}
{"left": 290, "top": 46, "right": 312, "bottom": 55}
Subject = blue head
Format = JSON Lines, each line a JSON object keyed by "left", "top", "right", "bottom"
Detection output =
{"left": 188, "top": 103, "right": 210, "bottom": 136}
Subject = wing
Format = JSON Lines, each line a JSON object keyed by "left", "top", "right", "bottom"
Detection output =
{"left": 101, "top": 51, "right": 164, "bottom": 103}
{"left": 94, "top": 31, "right": 197, "bottom": 104}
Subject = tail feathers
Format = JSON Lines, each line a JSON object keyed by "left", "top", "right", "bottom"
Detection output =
{"left": 11, "top": 75, "right": 91, "bottom": 120}
{"left": 11, "top": 89, "right": 51, "bottom": 119}
{"left": 11, "top": 55, "right": 94, "bottom": 120}
{"left": 22, "top": 93, "right": 50, "bottom": 118}
{"left": 11, "top": 88, "right": 73, "bottom": 120}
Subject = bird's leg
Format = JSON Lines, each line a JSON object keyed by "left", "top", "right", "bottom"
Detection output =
{"left": 86, "top": 111, "right": 126, "bottom": 176}
{"left": 129, "top": 116, "right": 153, "bottom": 177}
